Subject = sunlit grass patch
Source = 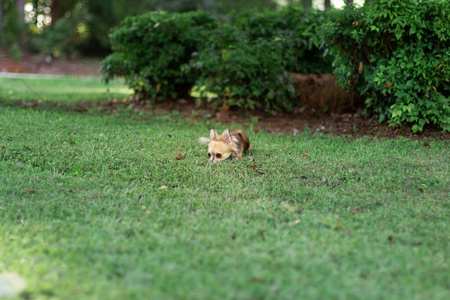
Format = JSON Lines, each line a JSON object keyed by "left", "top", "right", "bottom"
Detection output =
{"left": 0, "top": 76, "right": 132, "bottom": 103}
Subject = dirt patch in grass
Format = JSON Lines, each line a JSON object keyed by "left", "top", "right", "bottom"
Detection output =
{"left": 0, "top": 51, "right": 100, "bottom": 76}
{"left": 151, "top": 99, "right": 450, "bottom": 141}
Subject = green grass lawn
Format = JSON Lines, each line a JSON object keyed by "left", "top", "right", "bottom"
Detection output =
{"left": 0, "top": 76, "right": 131, "bottom": 103}
{"left": 0, "top": 77, "right": 449, "bottom": 299}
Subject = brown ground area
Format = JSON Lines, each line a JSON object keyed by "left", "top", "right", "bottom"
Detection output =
{"left": 0, "top": 51, "right": 100, "bottom": 76}
{"left": 2, "top": 51, "right": 449, "bottom": 140}
{"left": 153, "top": 100, "right": 449, "bottom": 141}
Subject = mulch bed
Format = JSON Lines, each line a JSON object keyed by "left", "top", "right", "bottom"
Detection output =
{"left": 150, "top": 99, "right": 450, "bottom": 141}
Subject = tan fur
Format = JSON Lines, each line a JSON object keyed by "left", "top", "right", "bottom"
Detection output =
{"left": 199, "top": 129, "right": 252, "bottom": 162}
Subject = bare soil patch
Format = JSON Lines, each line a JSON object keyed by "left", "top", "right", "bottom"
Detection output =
{"left": 151, "top": 99, "right": 450, "bottom": 141}
{"left": 0, "top": 51, "right": 100, "bottom": 76}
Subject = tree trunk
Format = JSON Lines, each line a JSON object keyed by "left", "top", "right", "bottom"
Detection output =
{"left": 51, "top": 0, "right": 59, "bottom": 25}
{"left": 325, "top": 0, "right": 331, "bottom": 9}
{"left": 0, "top": 2, "right": 3, "bottom": 35}
{"left": 347, "top": 0, "right": 354, "bottom": 6}
{"left": 301, "top": 0, "right": 312, "bottom": 10}
{"left": 16, "top": 0, "right": 25, "bottom": 29}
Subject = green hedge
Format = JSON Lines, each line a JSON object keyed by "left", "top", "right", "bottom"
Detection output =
{"left": 101, "top": 6, "right": 332, "bottom": 112}
{"left": 234, "top": 6, "right": 333, "bottom": 74}
{"left": 321, "top": 0, "right": 450, "bottom": 132}
{"left": 101, "top": 2, "right": 450, "bottom": 130}
{"left": 188, "top": 24, "right": 296, "bottom": 112}
{"left": 100, "top": 11, "right": 217, "bottom": 100}
{"left": 188, "top": 6, "right": 333, "bottom": 112}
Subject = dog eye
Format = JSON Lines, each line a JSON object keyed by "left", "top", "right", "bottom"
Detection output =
{"left": 208, "top": 153, "right": 211, "bottom": 157}
{"left": 216, "top": 153, "right": 221, "bottom": 158}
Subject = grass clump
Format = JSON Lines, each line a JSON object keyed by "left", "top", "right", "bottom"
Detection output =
{"left": 0, "top": 103, "right": 449, "bottom": 299}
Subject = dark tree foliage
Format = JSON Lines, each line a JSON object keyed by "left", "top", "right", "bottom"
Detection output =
{"left": 15, "top": 0, "right": 278, "bottom": 56}
{"left": 0, "top": 0, "right": 24, "bottom": 47}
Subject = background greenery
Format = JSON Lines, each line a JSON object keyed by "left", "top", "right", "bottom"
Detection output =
{"left": 0, "top": 0, "right": 291, "bottom": 56}
{"left": 0, "top": 1, "right": 361, "bottom": 57}
{"left": 321, "top": 0, "right": 450, "bottom": 133}
{"left": 103, "top": 6, "right": 333, "bottom": 112}
{"left": 101, "top": 10, "right": 217, "bottom": 101}
{"left": 101, "top": 1, "right": 450, "bottom": 132}
{"left": 188, "top": 6, "right": 332, "bottom": 112}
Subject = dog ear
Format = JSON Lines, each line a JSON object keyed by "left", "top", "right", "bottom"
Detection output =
{"left": 199, "top": 137, "right": 210, "bottom": 145}
{"left": 222, "top": 129, "right": 231, "bottom": 144}
{"left": 210, "top": 129, "right": 218, "bottom": 140}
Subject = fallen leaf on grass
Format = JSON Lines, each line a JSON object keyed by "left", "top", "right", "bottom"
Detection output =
{"left": 159, "top": 185, "right": 167, "bottom": 190}
{"left": 419, "top": 188, "right": 424, "bottom": 194}
{"left": 281, "top": 202, "right": 298, "bottom": 212}
{"left": 29, "top": 189, "right": 34, "bottom": 193}
{"left": 302, "top": 153, "right": 310, "bottom": 158}
{"left": 176, "top": 151, "right": 185, "bottom": 160}
{"left": 0, "top": 273, "right": 26, "bottom": 297}
{"left": 423, "top": 142, "right": 430, "bottom": 148}
{"left": 252, "top": 165, "right": 256, "bottom": 171}
{"left": 288, "top": 219, "right": 301, "bottom": 226}
{"left": 320, "top": 215, "right": 350, "bottom": 234}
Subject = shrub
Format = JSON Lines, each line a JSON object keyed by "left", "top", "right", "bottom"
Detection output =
{"left": 100, "top": 11, "right": 217, "bottom": 100}
{"left": 189, "top": 6, "right": 332, "bottom": 112}
{"left": 189, "top": 24, "right": 296, "bottom": 112}
{"left": 322, "top": 0, "right": 450, "bottom": 132}
{"left": 101, "top": 6, "right": 333, "bottom": 111}
{"left": 234, "top": 6, "right": 333, "bottom": 74}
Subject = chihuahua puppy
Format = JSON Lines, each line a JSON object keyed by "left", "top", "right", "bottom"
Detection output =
{"left": 199, "top": 129, "right": 251, "bottom": 162}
